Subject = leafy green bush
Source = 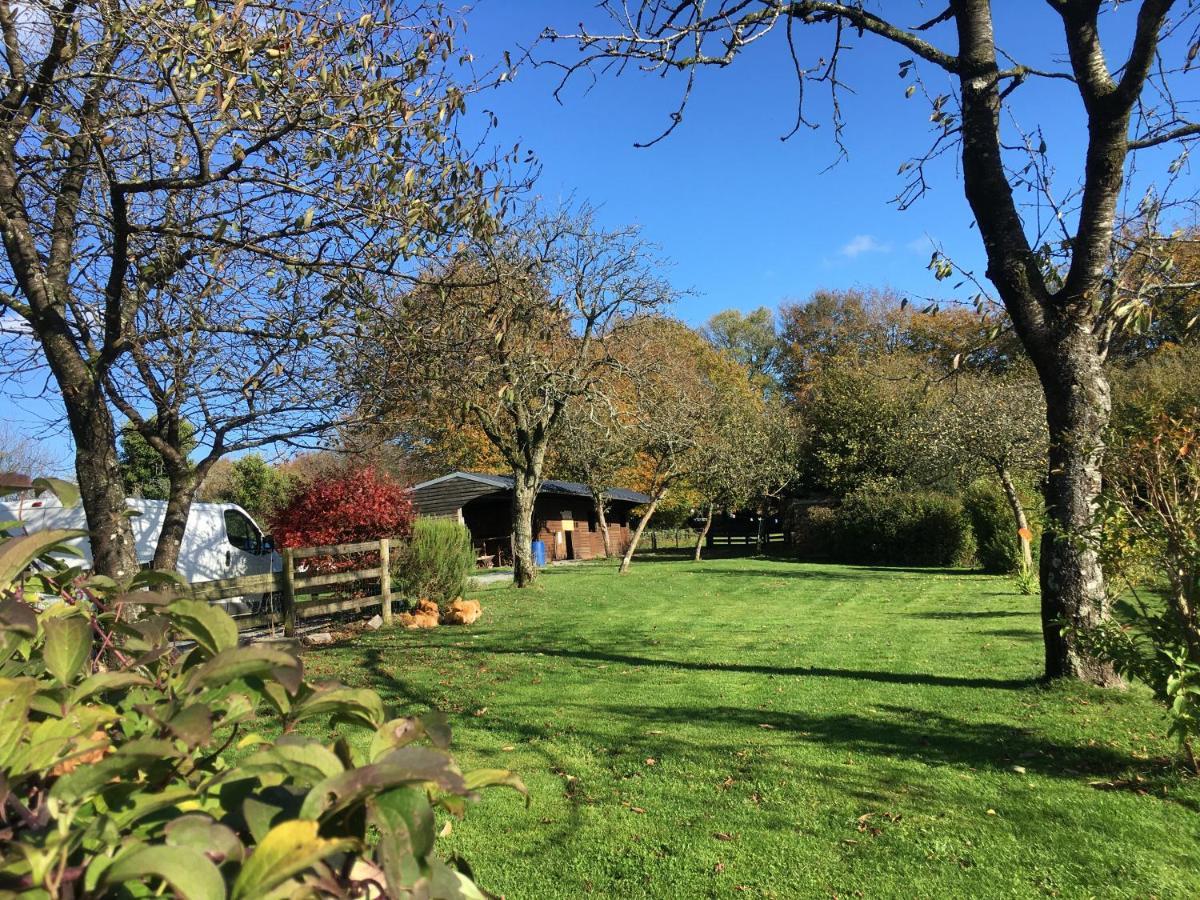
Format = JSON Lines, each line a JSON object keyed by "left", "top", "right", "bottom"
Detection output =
{"left": 397, "top": 518, "right": 476, "bottom": 608}
{"left": 1076, "top": 413, "right": 1200, "bottom": 769}
{"left": 963, "top": 481, "right": 1021, "bottom": 574}
{"left": 826, "top": 488, "right": 975, "bottom": 567}
{"left": 790, "top": 505, "right": 837, "bottom": 560}
{"left": 0, "top": 521, "right": 523, "bottom": 898}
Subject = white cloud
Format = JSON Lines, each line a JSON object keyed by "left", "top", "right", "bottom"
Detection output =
{"left": 840, "top": 234, "right": 892, "bottom": 258}
{"left": 906, "top": 235, "right": 937, "bottom": 255}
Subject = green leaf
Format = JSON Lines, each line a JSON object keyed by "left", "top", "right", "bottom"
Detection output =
{"left": 300, "top": 746, "right": 465, "bottom": 821}
{"left": 166, "top": 814, "right": 245, "bottom": 865}
{"left": 32, "top": 477, "right": 80, "bottom": 507}
{"left": 50, "top": 739, "right": 175, "bottom": 805}
{"left": 168, "top": 703, "right": 213, "bottom": 747}
{"left": 428, "top": 857, "right": 489, "bottom": 899}
{"left": 463, "top": 768, "right": 530, "bottom": 806}
{"left": 166, "top": 599, "right": 238, "bottom": 656}
{"left": 0, "top": 598, "right": 37, "bottom": 635}
{"left": 0, "top": 530, "right": 86, "bottom": 586}
{"left": 371, "top": 785, "right": 434, "bottom": 886}
{"left": 238, "top": 737, "right": 346, "bottom": 784}
{"left": 291, "top": 686, "right": 384, "bottom": 729}
{"left": 230, "top": 819, "right": 356, "bottom": 900}
{"left": 0, "top": 678, "right": 36, "bottom": 768}
{"left": 99, "top": 844, "right": 225, "bottom": 900}
{"left": 42, "top": 616, "right": 92, "bottom": 684}
{"left": 71, "top": 671, "right": 152, "bottom": 703}
{"left": 182, "top": 646, "right": 300, "bottom": 692}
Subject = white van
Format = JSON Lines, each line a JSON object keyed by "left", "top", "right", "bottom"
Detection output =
{"left": 0, "top": 495, "right": 280, "bottom": 615}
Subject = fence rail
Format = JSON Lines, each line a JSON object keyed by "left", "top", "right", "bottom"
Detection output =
{"left": 166, "top": 537, "right": 401, "bottom": 637}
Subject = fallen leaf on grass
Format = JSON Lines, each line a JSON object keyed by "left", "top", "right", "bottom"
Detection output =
{"left": 758, "top": 723, "right": 776, "bottom": 730}
{"left": 713, "top": 832, "right": 735, "bottom": 842}
{"left": 645, "top": 758, "right": 657, "bottom": 766}
{"left": 630, "top": 806, "right": 646, "bottom": 814}
{"left": 714, "top": 862, "right": 725, "bottom": 875}
{"left": 439, "top": 821, "right": 452, "bottom": 837}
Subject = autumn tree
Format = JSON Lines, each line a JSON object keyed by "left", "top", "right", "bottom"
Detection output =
{"left": 930, "top": 372, "right": 1048, "bottom": 571}
{"left": 0, "top": 1, "right": 500, "bottom": 578}
{"left": 702, "top": 307, "right": 782, "bottom": 390}
{"left": 614, "top": 318, "right": 756, "bottom": 573}
{"left": 545, "top": 1, "right": 1200, "bottom": 683}
{"left": 366, "top": 205, "right": 675, "bottom": 586}
{"left": 550, "top": 397, "right": 637, "bottom": 557}
{"left": 777, "top": 290, "right": 897, "bottom": 398}
{"left": 690, "top": 396, "right": 798, "bottom": 560}
{"left": 798, "top": 354, "right": 935, "bottom": 498}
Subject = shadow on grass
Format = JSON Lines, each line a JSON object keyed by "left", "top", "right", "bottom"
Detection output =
{"left": 599, "top": 701, "right": 1176, "bottom": 785}
{"left": 450, "top": 644, "right": 1038, "bottom": 690}
{"left": 908, "top": 610, "right": 1031, "bottom": 620}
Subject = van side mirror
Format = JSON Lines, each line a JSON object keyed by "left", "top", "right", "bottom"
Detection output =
{"left": 261, "top": 535, "right": 275, "bottom": 553}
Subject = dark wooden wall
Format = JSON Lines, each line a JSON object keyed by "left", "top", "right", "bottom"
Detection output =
{"left": 462, "top": 494, "right": 636, "bottom": 563}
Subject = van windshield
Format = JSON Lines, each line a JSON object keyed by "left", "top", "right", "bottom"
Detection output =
{"left": 224, "top": 510, "right": 261, "bottom": 554}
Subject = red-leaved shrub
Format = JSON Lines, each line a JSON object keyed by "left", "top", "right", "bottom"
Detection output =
{"left": 270, "top": 466, "right": 415, "bottom": 571}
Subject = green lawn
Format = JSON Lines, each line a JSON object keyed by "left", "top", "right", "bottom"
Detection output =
{"left": 307, "top": 556, "right": 1200, "bottom": 899}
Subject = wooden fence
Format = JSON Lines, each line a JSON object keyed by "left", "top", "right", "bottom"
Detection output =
{"left": 645, "top": 529, "right": 787, "bottom": 550}
{"left": 171, "top": 537, "right": 400, "bottom": 636}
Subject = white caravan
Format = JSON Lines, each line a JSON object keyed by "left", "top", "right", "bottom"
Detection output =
{"left": 0, "top": 495, "right": 279, "bottom": 615}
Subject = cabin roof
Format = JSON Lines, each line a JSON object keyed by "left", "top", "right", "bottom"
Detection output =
{"left": 409, "top": 471, "right": 651, "bottom": 513}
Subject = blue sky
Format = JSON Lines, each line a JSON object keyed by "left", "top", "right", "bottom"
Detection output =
{"left": 3, "top": 0, "right": 1196, "bottom": 469}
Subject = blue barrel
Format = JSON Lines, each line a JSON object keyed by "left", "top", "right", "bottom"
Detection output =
{"left": 531, "top": 540, "right": 546, "bottom": 567}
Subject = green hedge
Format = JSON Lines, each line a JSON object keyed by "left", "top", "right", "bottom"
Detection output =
{"left": 964, "top": 481, "right": 1021, "bottom": 574}
{"left": 818, "top": 489, "right": 975, "bottom": 567}
{"left": 396, "top": 517, "right": 476, "bottom": 607}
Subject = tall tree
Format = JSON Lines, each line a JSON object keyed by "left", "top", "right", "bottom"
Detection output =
{"left": 545, "top": 1, "right": 1200, "bottom": 683}
{"left": 0, "top": 0, "right": 499, "bottom": 578}
{"left": 930, "top": 372, "right": 1048, "bottom": 571}
{"left": 550, "top": 397, "right": 637, "bottom": 558}
{"left": 366, "top": 205, "right": 675, "bottom": 586}
{"left": 702, "top": 307, "right": 781, "bottom": 389}
{"left": 0, "top": 426, "right": 58, "bottom": 482}
{"left": 119, "top": 420, "right": 196, "bottom": 501}
{"left": 615, "top": 317, "right": 754, "bottom": 573}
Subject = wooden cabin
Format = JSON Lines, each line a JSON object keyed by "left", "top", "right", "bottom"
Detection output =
{"left": 409, "top": 472, "right": 650, "bottom": 565}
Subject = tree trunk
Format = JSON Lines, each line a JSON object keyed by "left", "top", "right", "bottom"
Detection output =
{"left": 755, "top": 505, "right": 767, "bottom": 554}
{"left": 593, "top": 490, "right": 612, "bottom": 557}
{"left": 511, "top": 472, "right": 538, "bottom": 587}
{"left": 151, "top": 464, "right": 202, "bottom": 571}
{"left": 996, "top": 467, "right": 1033, "bottom": 573}
{"left": 619, "top": 492, "right": 663, "bottom": 574}
{"left": 43, "top": 343, "right": 139, "bottom": 581}
{"left": 694, "top": 503, "right": 714, "bottom": 562}
{"left": 1035, "top": 338, "right": 1121, "bottom": 685}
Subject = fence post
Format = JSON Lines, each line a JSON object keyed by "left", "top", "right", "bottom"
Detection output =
{"left": 379, "top": 537, "right": 392, "bottom": 626}
{"left": 282, "top": 548, "right": 296, "bottom": 638}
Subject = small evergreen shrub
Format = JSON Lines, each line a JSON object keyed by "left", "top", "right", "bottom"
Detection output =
{"left": 964, "top": 481, "right": 1021, "bottom": 574}
{"left": 828, "top": 488, "right": 974, "bottom": 567}
{"left": 397, "top": 518, "right": 476, "bottom": 608}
